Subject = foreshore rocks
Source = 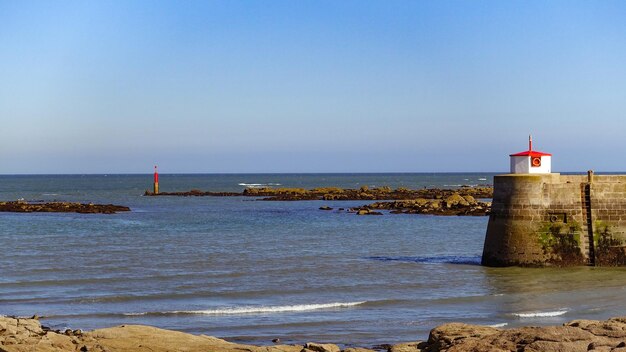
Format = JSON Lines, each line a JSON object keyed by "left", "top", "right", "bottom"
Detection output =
{"left": 357, "top": 193, "right": 491, "bottom": 216}
{"left": 0, "top": 201, "right": 130, "bottom": 214}
{"left": 6, "top": 315, "right": 626, "bottom": 352}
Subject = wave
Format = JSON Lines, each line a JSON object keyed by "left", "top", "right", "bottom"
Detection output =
{"left": 513, "top": 309, "right": 568, "bottom": 318}
{"left": 238, "top": 183, "right": 282, "bottom": 188}
{"left": 488, "top": 323, "right": 508, "bottom": 328}
{"left": 124, "top": 301, "right": 366, "bottom": 316}
{"left": 478, "top": 178, "right": 487, "bottom": 181}
{"left": 367, "top": 255, "right": 481, "bottom": 266}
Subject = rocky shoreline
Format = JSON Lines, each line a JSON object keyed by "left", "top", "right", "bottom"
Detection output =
{"left": 145, "top": 186, "right": 493, "bottom": 202}
{"left": 4, "top": 315, "right": 626, "bottom": 352}
{"left": 0, "top": 201, "right": 130, "bottom": 214}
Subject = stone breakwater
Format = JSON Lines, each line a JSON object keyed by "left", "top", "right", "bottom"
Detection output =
{"left": 145, "top": 186, "right": 493, "bottom": 201}
{"left": 5, "top": 315, "right": 626, "bottom": 352}
{"left": 0, "top": 201, "right": 130, "bottom": 214}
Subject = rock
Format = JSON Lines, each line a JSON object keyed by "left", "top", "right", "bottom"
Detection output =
{"left": 426, "top": 323, "right": 501, "bottom": 351}
{"left": 389, "top": 341, "right": 426, "bottom": 351}
{"left": 359, "top": 196, "right": 490, "bottom": 217}
{"left": 16, "top": 314, "right": 626, "bottom": 352}
{"left": 0, "top": 201, "right": 130, "bottom": 214}
{"left": 0, "top": 316, "right": 303, "bottom": 352}
{"left": 463, "top": 195, "right": 477, "bottom": 205}
{"left": 302, "top": 342, "right": 341, "bottom": 352}
{"left": 356, "top": 209, "right": 383, "bottom": 216}
{"left": 273, "top": 338, "right": 281, "bottom": 343}
{"left": 444, "top": 193, "right": 470, "bottom": 208}
{"left": 148, "top": 186, "right": 494, "bottom": 202}
{"left": 319, "top": 206, "right": 333, "bottom": 211}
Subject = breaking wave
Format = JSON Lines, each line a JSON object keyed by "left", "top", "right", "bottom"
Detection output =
{"left": 238, "top": 183, "right": 282, "bottom": 188}
{"left": 513, "top": 310, "right": 568, "bottom": 318}
{"left": 124, "top": 301, "right": 366, "bottom": 316}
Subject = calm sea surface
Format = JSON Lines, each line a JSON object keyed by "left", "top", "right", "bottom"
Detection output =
{"left": 3, "top": 173, "right": 626, "bottom": 348}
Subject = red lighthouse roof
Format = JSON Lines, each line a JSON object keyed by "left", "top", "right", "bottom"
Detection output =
{"left": 509, "top": 135, "right": 552, "bottom": 157}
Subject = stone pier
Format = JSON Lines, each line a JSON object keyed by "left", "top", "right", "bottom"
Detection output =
{"left": 482, "top": 173, "right": 626, "bottom": 267}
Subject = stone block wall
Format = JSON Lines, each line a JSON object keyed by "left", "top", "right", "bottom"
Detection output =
{"left": 482, "top": 173, "right": 626, "bottom": 267}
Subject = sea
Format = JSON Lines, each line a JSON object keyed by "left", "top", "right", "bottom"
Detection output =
{"left": 3, "top": 173, "right": 626, "bottom": 348}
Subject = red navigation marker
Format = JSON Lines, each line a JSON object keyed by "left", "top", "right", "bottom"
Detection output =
{"left": 153, "top": 165, "right": 159, "bottom": 194}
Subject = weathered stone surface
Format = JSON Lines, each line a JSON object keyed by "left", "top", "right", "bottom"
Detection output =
{"left": 0, "top": 201, "right": 130, "bottom": 214}
{"left": 419, "top": 317, "right": 626, "bottom": 351}
{"left": 388, "top": 341, "right": 426, "bottom": 351}
{"left": 0, "top": 317, "right": 302, "bottom": 352}
{"left": 302, "top": 342, "right": 341, "bottom": 352}
{"left": 483, "top": 173, "right": 626, "bottom": 267}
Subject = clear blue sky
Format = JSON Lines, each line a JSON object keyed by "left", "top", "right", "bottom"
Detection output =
{"left": 2, "top": 0, "right": 626, "bottom": 173}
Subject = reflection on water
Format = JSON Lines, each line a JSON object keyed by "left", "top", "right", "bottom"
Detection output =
{"left": 2, "top": 174, "right": 626, "bottom": 346}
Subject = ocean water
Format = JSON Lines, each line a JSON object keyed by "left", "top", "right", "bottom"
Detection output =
{"left": 3, "top": 173, "right": 626, "bottom": 348}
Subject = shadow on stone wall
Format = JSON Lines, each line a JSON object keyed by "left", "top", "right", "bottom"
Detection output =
{"left": 539, "top": 222, "right": 585, "bottom": 266}
{"left": 594, "top": 223, "right": 626, "bottom": 266}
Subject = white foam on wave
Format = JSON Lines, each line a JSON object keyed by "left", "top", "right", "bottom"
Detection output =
{"left": 238, "top": 183, "right": 282, "bottom": 187}
{"left": 125, "top": 301, "right": 366, "bottom": 316}
{"left": 488, "top": 323, "right": 508, "bottom": 328}
{"left": 513, "top": 309, "right": 568, "bottom": 318}
{"left": 478, "top": 178, "right": 487, "bottom": 181}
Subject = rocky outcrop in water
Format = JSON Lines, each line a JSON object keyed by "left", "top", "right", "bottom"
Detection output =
{"left": 6, "top": 315, "right": 626, "bottom": 352}
{"left": 144, "top": 186, "right": 492, "bottom": 201}
{"left": 356, "top": 193, "right": 491, "bottom": 216}
{"left": 144, "top": 189, "right": 241, "bottom": 196}
{"left": 0, "top": 201, "right": 130, "bottom": 214}
{"left": 243, "top": 186, "right": 492, "bottom": 201}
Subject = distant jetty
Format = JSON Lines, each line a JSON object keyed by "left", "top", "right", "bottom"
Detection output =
{"left": 144, "top": 186, "right": 493, "bottom": 201}
{"left": 0, "top": 201, "right": 130, "bottom": 214}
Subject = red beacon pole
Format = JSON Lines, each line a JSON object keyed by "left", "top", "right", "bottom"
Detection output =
{"left": 153, "top": 165, "right": 159, "bottom": 194}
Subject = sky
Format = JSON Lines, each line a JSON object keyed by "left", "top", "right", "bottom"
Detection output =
{"left": 1, "top": 0, "right": 626, "bottom": 174}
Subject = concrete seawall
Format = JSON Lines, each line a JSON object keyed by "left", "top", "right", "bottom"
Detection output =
{"left": 482, "top": 173, "right": 626, "bottom": 266}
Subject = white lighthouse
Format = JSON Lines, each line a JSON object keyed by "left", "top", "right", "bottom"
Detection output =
{"left": 509, "top": 136, "right": 552, "bottom": 174}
